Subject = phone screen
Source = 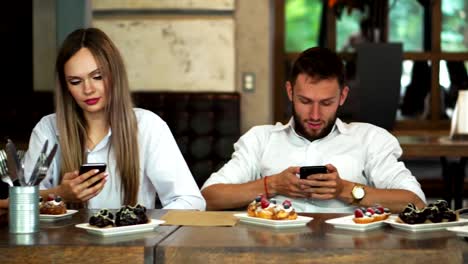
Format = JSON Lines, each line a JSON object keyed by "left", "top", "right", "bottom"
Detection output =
{"left": 79, "top": 163, "right": 107, "bottom": 188}
{"left": 299, "top": 166, "right": 327, "bottom": 180}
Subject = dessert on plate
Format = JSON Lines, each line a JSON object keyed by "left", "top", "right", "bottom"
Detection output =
{"left": 397, "top": 200, "right": 458, "bottom": 224}
{"left": 353, "top": 205, "right": 391, "bottom": 224}
{"left": 40, "top": 195, "right": 67, "bottom": 215}
{"left": 247, "top": 195, "right": 298, "bottom": 220}
{"left": 115, "top": 204, "right": 149, "bottom": 226}
{"left": 88, "top": 204, "right": 149, "bottom": 228}
{"left": 89, "top": 209, "right": 115, "bottom": 228}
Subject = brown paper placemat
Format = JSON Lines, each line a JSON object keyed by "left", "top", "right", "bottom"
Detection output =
{"left": 160, "top": 211, "right": 239, "bottom": 226}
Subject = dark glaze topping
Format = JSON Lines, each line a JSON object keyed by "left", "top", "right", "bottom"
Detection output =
{"left": 89, "top": 209, "right": 115, "bottom": 228}
{"left": 398, "top": 200, "right": 457, "bottom": 224}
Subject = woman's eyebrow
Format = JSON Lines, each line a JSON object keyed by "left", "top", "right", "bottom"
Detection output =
{"left": 65, "top": 68, "right": 100, "bottom": 79}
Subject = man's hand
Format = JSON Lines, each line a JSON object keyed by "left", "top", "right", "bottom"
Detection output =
{"left": 268, "top": 166, "right": 308, "bottom": 198}
{"left": 57, "top": 170, "right": 107, "bottom": 202}
{"left": 300, "top": 164, "right": 344, "bottom": 200}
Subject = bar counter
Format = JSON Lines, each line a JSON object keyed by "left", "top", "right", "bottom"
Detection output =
{"left": 2, "top": 210, "right": 468, "bottom": 264}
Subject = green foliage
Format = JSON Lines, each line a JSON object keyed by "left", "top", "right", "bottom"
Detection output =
{"left": 336, "top": 9, "right": 362, "bottom": 51}
{"left": 441, "top": 0, "right": 467, "bottom": 51}
{"left": 285, "top": 0, "right": 322, "bottom": 52}
{"left": 285, "top": 0, "right": 467, "bottom": 52}
{"left": 388, "top": 0, "right": 423, "bottom": 51}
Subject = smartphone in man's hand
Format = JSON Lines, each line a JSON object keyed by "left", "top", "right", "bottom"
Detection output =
{"left": 79, "top": 163, "right": 107, "bottom": 188}
{"left": 299, "top": 166, "right": 327, "bottom": 180}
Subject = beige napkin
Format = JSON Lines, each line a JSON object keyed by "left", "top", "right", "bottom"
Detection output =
{"left": 160, "top": 210, "right": 238, "bottom": 226}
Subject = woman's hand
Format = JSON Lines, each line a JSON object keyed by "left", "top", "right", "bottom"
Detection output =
{"left": 57, "top": 169, "right": 107, "bottom": 202}
{"left": 0, "top": 198, "right": 8, "bottom": 209}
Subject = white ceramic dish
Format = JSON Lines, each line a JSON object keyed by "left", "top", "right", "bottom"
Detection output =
{"left": 233, "top": 213, "right": 312, "bottom": 228}
{"left": 75, "top": 219, "right": 165, "bottom": 236}
{"left": 385, "top": 217, "right": 468, "bottom": 232}
{"left": 447, "top": 225, "right": 468, "bottom": 237}
{"left": 40, "top": 209, "right": 78, "bottom": 222}
{"left": 325, "top": 215, "right": 389, "bottom": 231}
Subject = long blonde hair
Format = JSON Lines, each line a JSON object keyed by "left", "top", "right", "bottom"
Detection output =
{"left": 55, "top": 28, "right": 139, "bottom": 205}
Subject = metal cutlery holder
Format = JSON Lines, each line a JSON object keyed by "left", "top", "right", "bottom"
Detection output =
{"left": 9, "top": 185, "right": 39, "bottom": 233}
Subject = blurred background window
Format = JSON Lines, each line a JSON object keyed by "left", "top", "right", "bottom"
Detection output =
{"left": 285, "top": 0, "right": 322, "bottom": 52}
{"left": 336, "top": 9, "right": 361, "bottom": 51}
{"left": 389, "top": 0, "right": 424, "bottom": 51}
{"left": 441, "top": 0, "right": 468, "bottom": 52}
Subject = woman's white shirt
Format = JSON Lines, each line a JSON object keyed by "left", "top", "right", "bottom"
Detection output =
{"left": 24, "top": 108, "right": 206, "bottom": 210}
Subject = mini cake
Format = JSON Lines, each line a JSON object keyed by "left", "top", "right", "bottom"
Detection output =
{"left": 88, "top": 204, "right": 149, "bottom": 228}
{"left": 397, "top": 200, "right": 458, "bottom": 224}
{"left": 40, "top": 195, "right": 67, "bottom": 215}
{"left": 247, "top": 195, "right": 298, "bottom": 220}
{"left": 115, "top": 204, "right": 149, "bottom": 226}
{"left": 89, "top": 209, "right": 115, "bottom": 228}
{"left": 353, "top": 205, "right": 391, "bottom": 224}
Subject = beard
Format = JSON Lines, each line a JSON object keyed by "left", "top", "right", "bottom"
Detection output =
{"left": 292, "top": 104, "right": 338, "bottom": 142}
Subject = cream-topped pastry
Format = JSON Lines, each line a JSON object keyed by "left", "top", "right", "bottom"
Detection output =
{"left": 40, "top": 195, "right": 67, "bottom": 215}
{"left": 247, "top": 195, "right": 298, "bottom": 220}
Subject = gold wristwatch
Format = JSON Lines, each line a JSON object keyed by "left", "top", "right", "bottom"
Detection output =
{"left": 351, "top": 184, "right": 366, "bottom": 205}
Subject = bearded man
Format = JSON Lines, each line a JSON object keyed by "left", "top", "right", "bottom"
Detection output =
{"left": 201, "top": 47, "right": 426, "bottom": 213}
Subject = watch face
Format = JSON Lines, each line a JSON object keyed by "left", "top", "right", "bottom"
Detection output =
{"left": 352, "top": 186, "right": 365, "bottom": 199}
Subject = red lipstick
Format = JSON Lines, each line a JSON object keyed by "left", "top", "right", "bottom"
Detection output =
{"left": 84, "top": 98, "right": 100, "bottom": 105}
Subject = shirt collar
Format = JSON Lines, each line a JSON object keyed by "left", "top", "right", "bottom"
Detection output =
{"left": 272, "top": 117, "right": 349, "bottom": 139}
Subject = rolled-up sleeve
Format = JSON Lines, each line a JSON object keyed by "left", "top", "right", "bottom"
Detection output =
{"left": 365, "top": 129, "right": 426, "bottom": 203}
{"left": 202, "top": 127, "right": 266, "bottom": 190}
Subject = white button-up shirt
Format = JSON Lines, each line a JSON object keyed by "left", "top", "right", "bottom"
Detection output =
{"left": 24, "top": 108, "right": 206, "bottom": 210}
{"left": 202, "top": 118, "right": 426, "bottom": 213}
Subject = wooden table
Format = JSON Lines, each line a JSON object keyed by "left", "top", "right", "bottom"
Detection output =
{"left": 156, "top": 213, "right": 468, "bottom": 264}
{"left": 0, "top": 209, "right": 178, "bottom": 264}
{"left": 3, "top": 210, "right": 468, "bottom": 263}
{"left": 397, "top": 135, "right": 468, "bottom": 209}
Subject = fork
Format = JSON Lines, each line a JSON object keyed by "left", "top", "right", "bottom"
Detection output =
{"left": 33, "top": 163, "right": 49, "bottom": 186}
{"left": 29, "top": 143, "right": 57, "bottom": 186}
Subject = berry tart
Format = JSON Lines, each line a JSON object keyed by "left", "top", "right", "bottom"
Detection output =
{"left": 353, "top": 205, "right": 391, "bottom": 224}
{"left": 247, "top": 195, "right": 298, "bottom": 220}
{"left": 40, "top": 195, "right": 67, "bottom": 215}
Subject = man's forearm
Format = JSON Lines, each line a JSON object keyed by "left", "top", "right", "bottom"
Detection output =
{"left": 339, "top": 181, "right": 425, "bottom": 212}
{"left": 360, "top": 187, "right": 425, "bottom": 212}
{"left": 202, "top": 180, "right": 265, "bottom": 211}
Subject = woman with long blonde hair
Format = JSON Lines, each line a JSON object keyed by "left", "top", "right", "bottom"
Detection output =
{"left": 24, "top": 28, "right": 205, "bottom": 210}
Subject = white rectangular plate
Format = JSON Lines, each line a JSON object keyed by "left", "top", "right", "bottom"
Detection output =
{"left": 233, "top": 213, "right": 312, "bottom": 228}
{"left": 447, "top": 226, "right": 468, "bottom": 237}
{"left": 325, "top": 215, "right": 388, "bottom": 231}
{"left": 75, "top": 219, "right": 165, "bottom": 236}
{"left": 385, "top": 217, "right": 468, "bottom": 232}
{"left": 40, "top": 209, "right": 78, "bottom": 222}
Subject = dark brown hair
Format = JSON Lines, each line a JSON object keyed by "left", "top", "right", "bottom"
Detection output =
{"left": 289, "top": 47, "right": 345, "bottom": 89}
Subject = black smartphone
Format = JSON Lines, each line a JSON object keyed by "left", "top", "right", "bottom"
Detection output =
{"left": 299, "top": 166, "right": 327, "bottom": 180}
{"left": 79, "top": 163, "right": 107, "bottom": 188}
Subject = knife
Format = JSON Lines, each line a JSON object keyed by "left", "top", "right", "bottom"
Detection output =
{"left": 29, "top": 139, "right": 49, "bottom": 186}
{"left": 5, "top": 139, "right": 20, "bottom": 185}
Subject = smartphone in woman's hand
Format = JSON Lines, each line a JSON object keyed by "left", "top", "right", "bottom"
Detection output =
{"left": 79, "top": 163, "right": 107, "bottom": 188}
